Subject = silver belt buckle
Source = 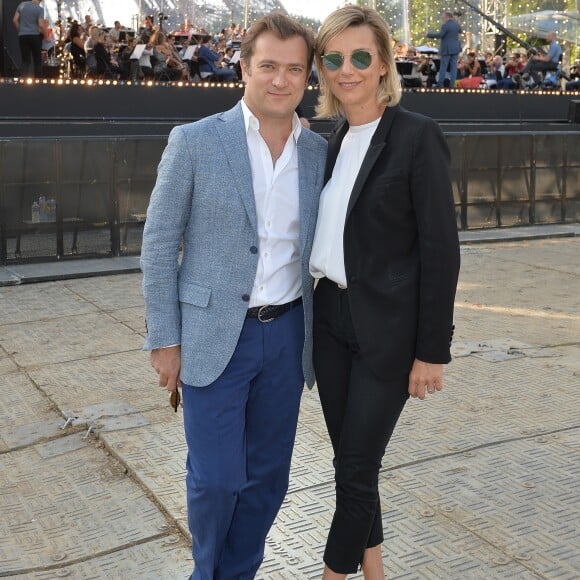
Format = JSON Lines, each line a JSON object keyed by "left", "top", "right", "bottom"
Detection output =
{"left": 257, "top": 305, "right": 275, "bottom": 323}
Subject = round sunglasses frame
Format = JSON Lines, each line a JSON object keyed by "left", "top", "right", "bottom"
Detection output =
{"left": 321, "top": 50, "right": 375, "bottom": 72}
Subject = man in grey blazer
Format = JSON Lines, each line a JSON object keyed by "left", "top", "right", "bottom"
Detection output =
{"left": 140, "top": 14, "right": 327, "bottom": 580}
{"left": 427, "top": 11, "right": 462, "bottom": 88}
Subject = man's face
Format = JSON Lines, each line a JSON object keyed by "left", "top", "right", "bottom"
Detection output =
{"left": 241, "top": 32, "right": 309, "bottom": 124}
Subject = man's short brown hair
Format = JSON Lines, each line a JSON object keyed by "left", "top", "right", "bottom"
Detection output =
{"left": 240, "top": 13, "right": 315, "bottom": 74}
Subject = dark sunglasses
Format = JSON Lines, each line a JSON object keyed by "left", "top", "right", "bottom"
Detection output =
{"left": 321, "top": 50, "right": 374, "bottom": 71}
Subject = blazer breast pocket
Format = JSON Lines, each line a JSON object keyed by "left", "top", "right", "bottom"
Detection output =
{"left": 178, "top": 281, "right": 212, "bottom": 307}
{"left": 371, "top": 172, "right": 409, "bottom": 211}
{"left": 374, "top": 170, "right": 405, "bottom": 187}
{"left": 387, "top": 260, "right": 419, "bottom": 287}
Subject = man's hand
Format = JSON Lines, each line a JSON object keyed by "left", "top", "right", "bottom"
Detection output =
{"left": 408, "top": 358, "right": 443, "bottom": 400}
{"left": 150, "top": 345, "right": 181, "bottom": 392}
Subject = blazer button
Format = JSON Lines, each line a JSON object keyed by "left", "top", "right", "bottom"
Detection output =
{"left": 242, "top": 294, "right": 250, "bottom": 302}
{"left": 349, "top": 275, "right": 357, "bottom": 284}
{"left": 250, "top": 246, "right": 258, "bottom": 254}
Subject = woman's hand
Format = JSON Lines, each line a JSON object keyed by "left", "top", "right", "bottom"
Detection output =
{"left": 408, "top": 359, "right": 443, "bottom": 400}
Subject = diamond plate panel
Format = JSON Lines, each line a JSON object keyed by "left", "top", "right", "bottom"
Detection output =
{"left": 484, "top": 239, "right": 580, "bottom": 276}
{"left": 101, "top": 410, "right": 189, "bottom": 526}
{"left": 1, "top": 536, "right": 193, "bottom": 579}
{"left": 0, "top": 444, "right": 173, "bottom": 574}
{"left": 288, "top": 412, "right": 335, "bottom": 494}
{"left": 36, "top": 433, "right": 88, "bottom": 458}
{"left": 260, "top": 479, "right": 541, "bottom": 580}
{"left": 0, "top": 312, "right": 143, "bottom": 367}
{"left": 0, "top": 238, "right": 578, "bottom": 579}
{"left": 64, "top": 273, "right": 144, "bottom": 311}
{"left": 107, "top": 306, "right": 147, "bottom": 335}
{"left": 0, "top": 282, "right": 98, "bottom": 326}
{"left": 0, "top": 373, "right": 64, "bottom": 451}
{"left": 0, "top": 347, "right": 17, "bottom": 376}
{"left": 301, "top": 356, "right": 579, "bottom": 471}
{"left": 28, "top": 350, "right": 161, "bottom": 415}
{"left": 391, "top": 437, "right": 580, "bottom": 578}
{"left": 455, "top": 240, "right": 580, "bottom": 349}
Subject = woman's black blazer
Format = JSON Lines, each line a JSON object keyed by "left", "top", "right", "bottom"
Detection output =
{"left": 324, "top": 104, "right": 460, "bottom": 380}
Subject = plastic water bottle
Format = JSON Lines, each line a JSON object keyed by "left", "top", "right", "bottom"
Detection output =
{"left": 38, "top": 195, "right": 47, "bottom": 222}
{"left": 31, "top": 200, "right": 40, "bottom": 223}
{"left": 48, "top": 197, "right": 57, "bottom": 222}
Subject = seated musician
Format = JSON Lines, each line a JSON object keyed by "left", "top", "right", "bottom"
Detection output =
{"left": 94, "top": 29, "right": 120, "bottom": 79}
{"left": 400, "top": 47, "right": 423, "bottom": 87}
{"left": 458, "top": 52, "right": 483, "bottom": 88}
{"left": 66, "top": 21, "right": 86, "bottom": 78}
{"left": 197, "top": 35, "right": 237, "bottom": 82}
{"left": 151, "top": 30, "right": 187, "bottom": 81}
{"left": 514, "top": 32, "right": 562, "bottom": 88}
{"left": 565, "top": 61, "right": 580, "bottom": 91}
{"left": 485, "top": 55, "right": 505, "bottom": 88}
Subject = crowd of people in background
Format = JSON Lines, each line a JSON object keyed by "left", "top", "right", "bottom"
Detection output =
{"left": 12, "top": 12, "right": 251, "bottom": 83}
{"left": 10, "top": 6, "right": 580, "bottom": 92}
{"left": 57, "top": 15, "right": 249, "bottom": 83}
{"left": 395, "top": 41, "right": 579, "bottom": 91}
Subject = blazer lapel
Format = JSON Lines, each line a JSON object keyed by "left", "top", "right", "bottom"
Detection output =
{"left": 345, "top": 105, "right": 399, "bottom": 221}
{"left": 215, "top": 103, "right": 257, "bottom": 233}
{"left": 297, "top": 135, "right": 319, "bottom": 259}
{"left": 325, "top": 119, "right": 348, "bottom": 184}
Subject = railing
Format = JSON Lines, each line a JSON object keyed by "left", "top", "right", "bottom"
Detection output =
{"left": 0, "top": 133, "right": 578, "bottom": 265}
{"left": 0, "top": 138, "right": 164, "bottom": 264}
{"left": 448, "top": 132, "right": 578, "bottom": 230}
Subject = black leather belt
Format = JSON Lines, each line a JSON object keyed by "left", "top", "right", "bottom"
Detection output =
{"left": 246, "top": 297, "right": 303, "bottom": 323}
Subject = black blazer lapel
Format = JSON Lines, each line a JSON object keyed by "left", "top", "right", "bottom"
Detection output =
{"left": 324, "top": 119, "right": 348, "bottom": 184}
{"left": 345, "top": 105, "right": 400, "bottom": 221}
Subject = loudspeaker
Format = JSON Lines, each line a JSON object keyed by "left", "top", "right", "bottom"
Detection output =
{"left": 568, "top": 100, "right": 580, "bottom": 124}
{"left": 1, "top": 0, "right": 23, "bottom": 76}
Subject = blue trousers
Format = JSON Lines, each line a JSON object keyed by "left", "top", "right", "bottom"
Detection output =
{"left": 182, "top": 305, "right": 305, "bottom": 580}
{"left": 437, "top": 53, "right": 459, "bottom": 87}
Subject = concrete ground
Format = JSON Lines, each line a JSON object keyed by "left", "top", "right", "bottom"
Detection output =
{"left": 0, "top": 226, "right": 578, "bottom": 579}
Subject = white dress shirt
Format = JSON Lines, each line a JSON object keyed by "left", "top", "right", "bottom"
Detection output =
{"left": 241, "top": 99, "right": 302, "bottom": 307}
{"left": 309, "top": 117, "right": 380, "bottom": 287}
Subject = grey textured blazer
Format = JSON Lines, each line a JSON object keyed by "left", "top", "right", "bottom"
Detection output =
{"left": 141, "top": 102, "right": 327, "bottom": 388}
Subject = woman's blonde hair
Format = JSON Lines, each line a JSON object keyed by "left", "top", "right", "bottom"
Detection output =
{"left": 315, "top": 6, "right": 401, "bottom": 118}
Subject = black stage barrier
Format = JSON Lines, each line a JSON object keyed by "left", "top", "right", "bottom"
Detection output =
{"left": 1, "top": 82, "right": 580, "bottom": 129}
{"left": 1, "top": 132, "right": 578, "bottom": 265}
{"left": 0, "top": 82, "right": 578, "bottom": 264}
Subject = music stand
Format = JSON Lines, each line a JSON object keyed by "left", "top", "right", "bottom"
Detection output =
{"left": 395, "top": 61, "right": 414, "bottom": 75}
{"left": 183, "top": 45, "right": 197, "bottom": 61}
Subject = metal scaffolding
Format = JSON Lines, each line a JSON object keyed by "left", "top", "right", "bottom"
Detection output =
{"left": 480, "top": 0, "right": 509, "bottom": 52}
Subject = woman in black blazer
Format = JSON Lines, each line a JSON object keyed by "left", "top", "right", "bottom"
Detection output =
{"left": 309, "top": 6, "right": 460, "bottom": 578}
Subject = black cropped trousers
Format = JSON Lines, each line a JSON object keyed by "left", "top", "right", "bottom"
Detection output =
{"left": 313, "top": 277, "right": 409, "bottom": 574}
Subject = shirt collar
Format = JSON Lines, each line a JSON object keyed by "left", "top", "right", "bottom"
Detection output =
{"left": 241, "top": 98, "right": 302, "bottom": 142}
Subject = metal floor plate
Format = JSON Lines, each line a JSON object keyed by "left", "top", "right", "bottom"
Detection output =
{"left": 0, "top": 444, "right": 185, "bottom": 577}
{"left": 0, "top": 238, "right": 578, "bottom": 578}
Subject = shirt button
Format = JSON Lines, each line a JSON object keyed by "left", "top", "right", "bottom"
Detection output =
{"left": 242, "top": 294, "right": 250, "bottom": 302}
{"left": 267, "top": 221, "right": 271, "bottom": 227}
{"left": 264, "top": 252, "right": 269, "bottom": 258}
{"left": 250, "top": 246, "right": 258, "bottom": 254}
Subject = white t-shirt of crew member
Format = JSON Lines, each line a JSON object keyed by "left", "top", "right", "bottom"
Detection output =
{"left": 309, "top": 116, "right": 381, "bottom": 288}
{"left": 241, "top": 98, "right": 302, "bottom": 308}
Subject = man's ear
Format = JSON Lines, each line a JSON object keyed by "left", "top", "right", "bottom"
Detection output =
{"left": 240, "top": 58, "right": 250, "bottom": 81}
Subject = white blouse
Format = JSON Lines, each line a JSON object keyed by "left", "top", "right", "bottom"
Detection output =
{"left": 309, "top": 117, "right": 381, "bottom": 287}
